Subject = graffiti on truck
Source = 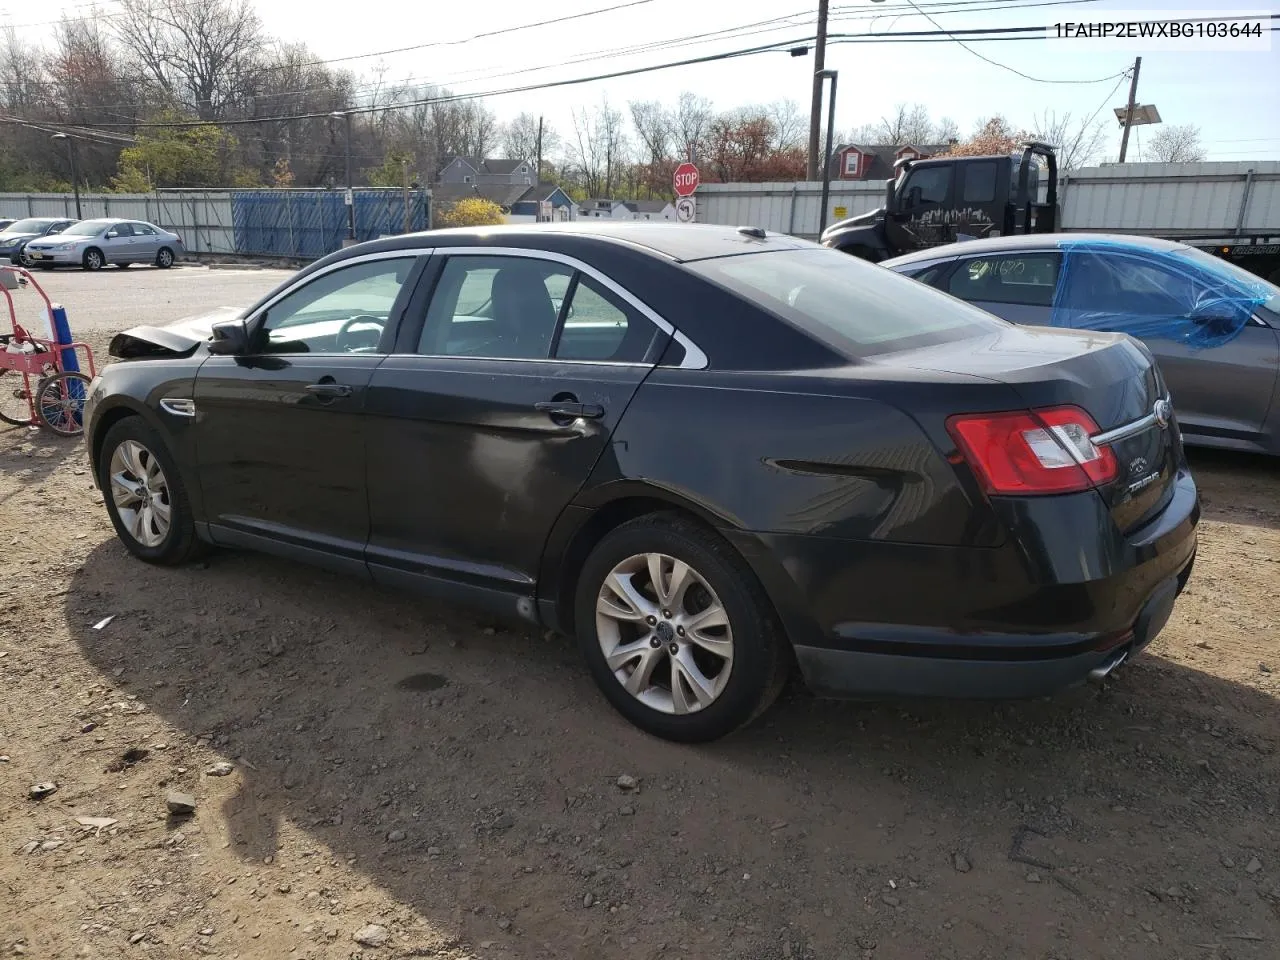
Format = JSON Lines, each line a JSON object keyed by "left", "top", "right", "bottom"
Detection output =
{"left": 904, "top": 206, "right": 996, "bottom": 246}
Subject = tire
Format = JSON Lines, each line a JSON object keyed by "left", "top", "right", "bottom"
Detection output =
{"left": 19, "top": 247, "right": 34, "bottom": 268}
{"left": 574, "top": 512, "right": 788, "bottom": 743}
{"left": 97, "top": 416, "right": 203, "bottom": 565}
{"left": 155, "top": 247, "right": 174, "bottom": 269}
{"left": 34, "top": 371, "right": 92, "bottom": 436}
{"left": 82, "top": 248, "right": 104, "bottom": 271}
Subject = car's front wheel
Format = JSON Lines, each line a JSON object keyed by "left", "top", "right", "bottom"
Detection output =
{"left": 575, "top": 513, "right": 788, "bottom": 742}
{"left": 82, "top": 248, "right": 104, "bottom": 271}
{"left": 98, "top": 417, "right": 203, "bottom": 565}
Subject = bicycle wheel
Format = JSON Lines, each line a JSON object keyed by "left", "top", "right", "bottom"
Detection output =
{"left": 0, "top": 369, "right": 37, "bottom": 427}
{"left": 35, "top": 371, "right": 92, "bottom": 436}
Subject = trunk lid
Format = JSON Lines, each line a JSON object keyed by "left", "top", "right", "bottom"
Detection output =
{"left": 874, "top": 325, "right": 1178, "bottom": 531}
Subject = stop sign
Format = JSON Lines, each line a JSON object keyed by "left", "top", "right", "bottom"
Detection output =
{"left": 673, "top": 162, "right": 700, "bottom": 198}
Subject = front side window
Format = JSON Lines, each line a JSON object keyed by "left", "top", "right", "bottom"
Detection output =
{"left": 899, "top": 165, "right": 952, "bottom": 209}
{"left": 255, "top": 257, "right": 416, "bottom": 354}
{"left": 109, "top": 223, "right": 134, "bottom": 238}
{"left": 690, "top": 247, "right": 1007, "bottom": 358}
{"left": 947, "top": 252, "right": 1062, "bottom": 307}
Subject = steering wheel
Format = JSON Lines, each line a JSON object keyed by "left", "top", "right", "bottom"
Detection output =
{"left": 335, "top": 315, "right": 385, "bottom": 352}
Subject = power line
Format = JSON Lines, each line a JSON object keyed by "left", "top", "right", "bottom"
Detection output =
{"left": 891, "top": 0, "right": 1122, "bottom": 83}
{"left": 68, "top": 22, "right": 1142, "bottom": 132}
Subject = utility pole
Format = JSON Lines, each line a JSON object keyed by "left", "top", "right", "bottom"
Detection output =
{"left": 1118, "top": 56, "right": 1142, "bottom": 163}
{"left": 330, "top": 111, "right": 356, "bottom": 243}
{"left": 817, "top": 70, "right": 838, "bottom": 236}
{"left": 402, "top": 158, "right": 411, "bottom": 233}
{"left": 536, "top": 115, "right": 544, "bottom": 183}
{"left": 805, "top": 0, "right": 829, "bottom": 181}
{"left": 51, "top": 133, "right": 81, "bottom": 219}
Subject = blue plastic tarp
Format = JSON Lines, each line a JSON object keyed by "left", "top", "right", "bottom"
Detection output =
{"left": 1048, "top": 239, "right": 1277, "bottom": 349}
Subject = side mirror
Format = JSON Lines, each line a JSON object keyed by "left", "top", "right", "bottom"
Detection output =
{"left": 105, "top": 231, "right": 118, "bottom": 239}
{"left": 208, "top": 319, "right": 250, "bottom": 355}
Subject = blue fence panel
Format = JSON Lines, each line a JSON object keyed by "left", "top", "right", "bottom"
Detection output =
{"left": 231, "top": 190, "right": 429, "bottom": 259}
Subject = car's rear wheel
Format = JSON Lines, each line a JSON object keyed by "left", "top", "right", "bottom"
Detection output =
{"left": 575, "top": 513, "right": 788, "bottom": 742}
{"left": 82, "top": 248, "right": 104, "bottom": 271}
{"left": 98, "top": 417, "right": 203, "bottom": 565}
{"left": 156, "top": 247, "right": 174, "bottom": 268}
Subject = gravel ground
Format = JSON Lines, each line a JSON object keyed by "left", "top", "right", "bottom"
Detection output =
{"left": 1, "top": 265, "right": 1278, "bottom": 960}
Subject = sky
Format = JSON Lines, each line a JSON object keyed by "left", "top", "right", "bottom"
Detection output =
{"left": 3, "top": 0, "right": 1279, "bottom": 162}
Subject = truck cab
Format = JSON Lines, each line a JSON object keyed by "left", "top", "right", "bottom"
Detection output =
{"left": 821, "top": 142, "right": 1060, "bottom": 262}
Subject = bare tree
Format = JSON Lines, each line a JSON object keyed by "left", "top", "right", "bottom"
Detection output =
{"left": 114, "top": 0, "right": 264, "bottom": 119}
{"left": 872, "top": 103, "right": 941, "bottom": 146}
{"left": 570, "top": 97, "right": 629, "bottom": 197}
{"left": 455, "top": 100, "right": 498, "bottom": 160}
{"left": 674, "top": 91, "right": 713, "bottom": 162}
{"left": 766, "top": 99, "right": 806, "bottom": 151}
{"left": 1028, "top": 110, "right": 1106, "bottom": 171}
{"left": 1146, "top": 123, "right": 1207, "bottom": 163}
{"left": 934, "top": 116, "right": 960, "bottom": 144}
{"left": 500, "top": 112, "right": 556, "bottom": 166}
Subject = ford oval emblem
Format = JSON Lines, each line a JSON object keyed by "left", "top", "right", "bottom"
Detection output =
{"left": 1129, "top": 456, "right": 1149, "bottom": 477}
{"left": 1153, "top": 398, "right": 1172, "bottom": 429}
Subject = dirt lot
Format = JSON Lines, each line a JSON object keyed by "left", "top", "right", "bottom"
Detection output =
{"left": 2, "top": 265, "right": 1279, "bottom": 960}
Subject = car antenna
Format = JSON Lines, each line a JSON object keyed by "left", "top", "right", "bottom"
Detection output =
{"left": 737, "top": 226, "right": 766, "bottom": 239}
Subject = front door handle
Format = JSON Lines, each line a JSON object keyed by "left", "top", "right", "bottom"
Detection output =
{"left": 305, "top": 382, "right": 352, "bottom": 398}
{"left": 535, "top": 400, "right": 604, "bottom": 420}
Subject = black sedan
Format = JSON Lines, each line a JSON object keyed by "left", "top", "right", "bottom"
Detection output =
{"left": 83, "top": 223, "right": 1199, "bottom": 742}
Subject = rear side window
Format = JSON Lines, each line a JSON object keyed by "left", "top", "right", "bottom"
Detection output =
{"left": 947, "top": 252, "right": 1061, "bottom": 307}
{"left": 689, "top": 248, "right": 1007, "bottom": 358}
{"left": 961, "top": 161, "right": 998, "bottom": 204}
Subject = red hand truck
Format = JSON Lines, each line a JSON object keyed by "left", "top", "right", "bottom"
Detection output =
{"left": 0, "top": 265, "right": 96, "bottom": 436}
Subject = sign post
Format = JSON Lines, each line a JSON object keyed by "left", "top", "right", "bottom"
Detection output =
{"left": 673, "top": 162, "right": 699, "bottom": 225}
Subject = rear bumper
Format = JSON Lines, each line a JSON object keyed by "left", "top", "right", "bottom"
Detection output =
{"left": 738, "top": 468, "right": 1199, "bottom": 700}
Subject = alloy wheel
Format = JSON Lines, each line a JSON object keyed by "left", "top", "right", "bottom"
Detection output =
{"left": 108, "top": 439, "right": 172, "bottom": 547}
{"left": 595, "top": 552, "right": 734, "bottom": 715}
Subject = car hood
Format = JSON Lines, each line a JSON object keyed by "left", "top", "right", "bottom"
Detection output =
{"left": 108, "top": 306, "right": 244, "bottom": 359}
{"left": 0, "top": 232, "right": 40, "bottom": 243}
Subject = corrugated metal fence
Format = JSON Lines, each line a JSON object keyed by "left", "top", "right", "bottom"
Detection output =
{"left": 0, "top": 188, "right": 431, "bottom": 259}
{"left": 695, "top": 161, "right": 1280, "bottom": 241}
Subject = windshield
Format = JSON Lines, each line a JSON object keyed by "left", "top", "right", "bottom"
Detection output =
{"left": 3, "top": 219, "right": 54, "bottom": 234}
{"left": 688, "top": 247, "right": 1008, "bottom": 358}
{"left": 60, "top": 221, "right": 108, "bottom": 237}
{"left": 1174, "top": 246, "right": 1280, "bottom": 313}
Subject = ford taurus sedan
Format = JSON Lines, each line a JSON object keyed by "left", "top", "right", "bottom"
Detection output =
{"left": 885, "top": 234, "right": 1280, "bottom": 455}
{"left": 24, "top": 218, "right": 183, "bottom": 270}
{"left": 82, "top": 223, "right": 1198, "bottom": 742}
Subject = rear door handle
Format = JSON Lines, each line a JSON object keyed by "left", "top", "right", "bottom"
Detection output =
{"left": 306, "top": 382, "right": 352, "bottom": 398}
{"left": 534, "top": 400, "right": 604, "bottom": 420}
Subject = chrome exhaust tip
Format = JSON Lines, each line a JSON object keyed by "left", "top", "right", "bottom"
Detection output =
{"left": 1088, "top": 651, "right": 1128, "bottom": 685}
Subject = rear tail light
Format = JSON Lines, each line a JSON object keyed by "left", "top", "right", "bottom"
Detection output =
{"left": 946, "top": 405, "right": 1118, "bottom": 495}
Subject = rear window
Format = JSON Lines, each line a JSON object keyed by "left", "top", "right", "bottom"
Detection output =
{"left": 688, "top": 247, "right": 1008, "bottom": 358}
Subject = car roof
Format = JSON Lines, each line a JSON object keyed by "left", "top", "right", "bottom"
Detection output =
{"left": 334, "top": 222, "right": 814, "bottom": 265}
{"left": 883, "top": 232, "right": 1193, "bottom": 267}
